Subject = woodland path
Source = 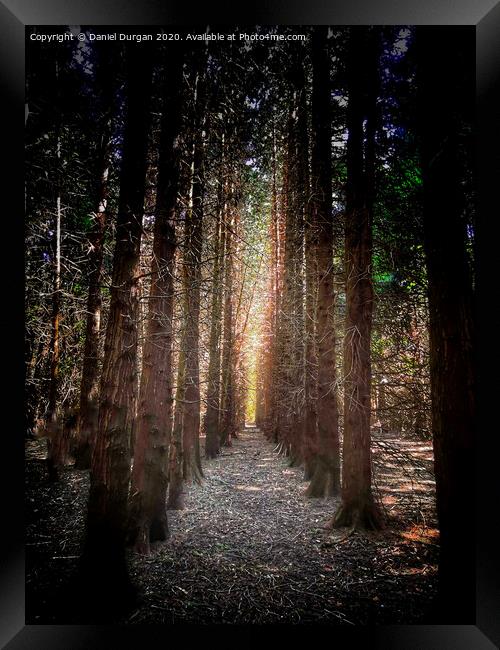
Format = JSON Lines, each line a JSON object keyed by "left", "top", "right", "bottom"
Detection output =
{"left": 26, "top": 426, "right": 438, "bottom": 625}
{"left": 127, "top": 426, "right": 438, "bottom": 625}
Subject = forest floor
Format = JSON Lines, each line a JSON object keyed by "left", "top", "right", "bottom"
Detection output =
{"left": 26, "top": 426, "right": 438, "bottom": 625}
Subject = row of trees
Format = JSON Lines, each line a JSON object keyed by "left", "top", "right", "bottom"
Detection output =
{"left": 254, "top": 25, "right": 475, "bottom": 618}
{"left": 255, "top": 27, "right": 417, "bottom": 528}
{"left": 26, "top": 31, "right": 268, "bottom": 580}
{"left": 26, "top": 25, "right": 475, "bottom": 621}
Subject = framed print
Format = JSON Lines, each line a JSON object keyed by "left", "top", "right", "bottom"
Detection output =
{"left": 2, "top": 0, "right": 499, "bottom": 647}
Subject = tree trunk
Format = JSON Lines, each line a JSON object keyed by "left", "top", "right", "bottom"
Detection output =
{"left": 128, "top": 44, "right": 184, "bottom": 554}
{"left": 204, "top": 134, "right": 225, "bottom": 459}
{"left": 220, "top": 200, "right": 236, "bottom": 447}
{"left": 274, "top": 117, "right": 296, "bottom": 458}
{"left": 46, "top": 85, "right": 63, "bottom": 481}
{"left": 290, "top": 54, "right": 317, "bottom": 479}
{"left": 75, "top": 45, "right": 118, "bottom": 470}
{"left": 82, "top": 44, "right": 153, "bottom": 601}
{"left": 288, "top": 58, "right": 307, "bottom": 468}
{"left": 181, "top": 54, "right": 206, "bottom": 482}
{"left": 332, "top": 27, "right": 381, "bottom": 527}
{"left": 303, "top": 147, "right": 319, "bottom": 480}
{"left": 418, "top": 26, "right": 475, "bottom": 622}
{"left": 262, "top": 123, "right": 280, "bottom": 441}
{"left": 167, "top": 345, "right": 186, "bottom": 509}
{"left": 306, "top": 26, "right": 340, "bottom": 498}
{"left": 376, "top": 377, "right": 388, "bottom": 434}
{"left": 75, "top": 120, "right": 112, "bottom": 469}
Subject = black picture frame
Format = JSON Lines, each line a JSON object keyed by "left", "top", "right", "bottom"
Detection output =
{"left": 3, "top": 0, "right": 499, "bottom": 647}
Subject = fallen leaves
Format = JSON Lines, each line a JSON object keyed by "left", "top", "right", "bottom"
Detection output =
{"left": 25, "top": 426, "right": 439, "bottom": 625}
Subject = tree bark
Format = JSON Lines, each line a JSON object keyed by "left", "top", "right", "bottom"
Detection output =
{"left": 46, "top": 64, "right": 63, "bottom": 480}
{"left": 306, "top": 26, "right": 341, "bottom": 498}
{"left": 332, "top": 27, "right": 382, "bottom": 527}
{"left": 220, "top": 199, "right": 236, "bottom": 447}
{"left": 303, "top": 144, "right": 319, "bottom": 480}
{"left": 75, "top": 55, "right": 114, "bottom": 468}
{"left": 128, "top": 44, "right": 184, "bottom": 553}
{"left": 82, "top": 44, "right": 153, "bottom": 598}
{"left": 75, "top": 129, "right": 111, "bottom": 469}
{"left": 204, "top": 134, "right": 225, "bottom": 459}
{"left": 181, "top": 52, "right": 206, "bottom": 482}
{"left": 273, "top": 120, "right": 296, "bottom": 458}
{"left": 167, "top": 345, "right": 186, "bottom": 509}
{"left": 289, "top": 56, "right": 307, "bottom": 468}
{"left": 262, "top": 123, "right": 280, "bottom": 442}
{"left": 418, "top": 26, "right": 475, "bottom": 621}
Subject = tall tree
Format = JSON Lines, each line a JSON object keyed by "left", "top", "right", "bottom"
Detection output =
{"left": 167, "top": 346, "right": 186, "bottom": 508}
{"left": 302, "top": 129, "right": 319, "bottom": 480}
{"left": 418, "top": 26, "right": 475, "bottom": 621}
{"left": 82, "top": 43, "right": 153, "bottom": 599}
{"left": 277, "top": 102, "right": 297, "bottom": 458}
{"left": 220, "top": 186, "right": 237, "bottom": 447}
{"left": 332, "top": 27, "right": 382, "bottom": 527}
{"left": 261, "top": 121, "right": 282, "bottom": 443}
{"left": 181, "top": 47, "right": 207, "bottom": 482}
{"left": 204, "top": 133, "right": 226, "bottom": 459}
{"left": 286, "top": 52, "right": 307, "bottom": 467}
{"left": 75, "top": 45, "right": 116, "bottom": 469}
{"left": 128, "top": 43, "right": 185, "bottom": 553}
{"left": 306, "top": 26, "right": 341, "bottom": 497}
{"left": 293, "top": 48, "right": 318, "bottom": 481}
{"left": 41, "top": 54, "right": 65, "bottom": 482}
{"left": 272, "top": 158, "right": 287, "bottom": 446}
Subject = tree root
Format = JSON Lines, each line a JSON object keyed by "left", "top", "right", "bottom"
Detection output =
{"left": 330, "top": 497, "right": 384, "bottom": 531}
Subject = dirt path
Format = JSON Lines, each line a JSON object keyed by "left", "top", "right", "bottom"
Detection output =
{"left": 127, "top": 426, "right": 438, "bottom": 624}
{"left": 26, "top": 425, "right": 438, "bottom": 624}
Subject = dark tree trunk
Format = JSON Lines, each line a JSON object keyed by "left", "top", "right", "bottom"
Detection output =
{"left": 74, "top": 150, "right": 108, "bottom": 470}
{"left": 75, "top": 130, "right": 111, "bottom": 469}
{"left": 288, "top": 56, "right": 307, "bottom": 468}
{"left": 48, "top": 184, "right": 61, "bottom": 427}
{"left": 25, "top": 337, "right": 45, "bottom": 438}
{"left": 294, "top": 54, "right": 317, "bottom": 481}
{"left": 220, "top": 200, "right": 236, "bottom": 447}
{"left": 81, "top": 44, "right": 153, "bottom": 606}
{"left": 204, "top": 134, "right": 225, "bottom": 459}
{"left": 45, "top": 77, "right": 65, "bottom": 482}
{"left": 167, "top": 107, "right": 197, "bottom": 510}
{"left": 46, "top": 190, "right": 61, "bottom": 480}
{"left": 418, "top": 26, "right": 475, "bottom": 622}
{"left": 262, "top": 124, "right": 280, "bottom": 442}
{"left": 332, "top": 27, "right": 382, "bottom": 528}
{"left": 181, "top": 53, "right": 206, "bottom": 483}
{"left": 306, "top": 26, "right": 340, "bottom": 498}
{"left": 303, "top": 156, "right": 319, "bottom": 480}
{"left": 278, "top": 105, "right": 296, "bottom": 459}
{"left": 128, "top": 44, "right": 185, "bottom": 554}
{"left": 271, "top": 116, "right": 301, "bottom": 460}
{"left": 272, "top": 164, "right": 287, "bottom": 448}
{"left": 75, "top": 52, "right": 115, "bottom": 469}
{"left": 167, "top": 346, "right": 186, "bottom": 509}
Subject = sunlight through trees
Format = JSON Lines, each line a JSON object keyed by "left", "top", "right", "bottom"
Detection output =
{"left": 25, "top": 24, "right": 475, "bottom": 625}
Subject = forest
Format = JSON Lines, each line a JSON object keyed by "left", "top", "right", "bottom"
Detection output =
{"left": 25, "top": 25, "right": 475, "bottom": 625}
